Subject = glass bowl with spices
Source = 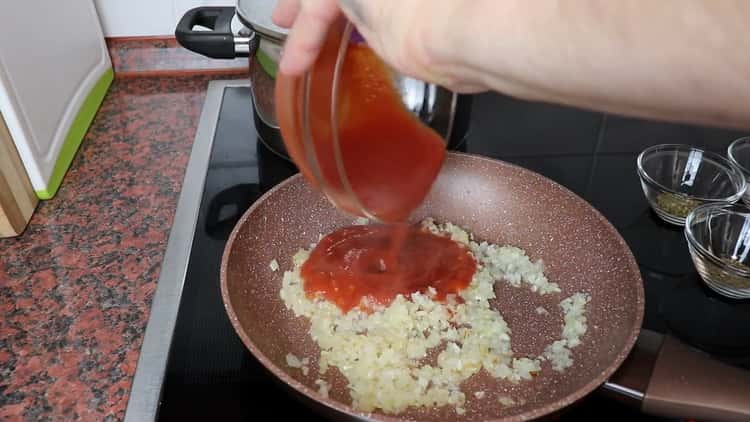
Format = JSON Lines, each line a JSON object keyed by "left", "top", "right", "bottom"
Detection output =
{"left": 685, "top": 203, "right": 750, "bottom": 299}
{"left": 637, "top": 144, "right": 746, "bottom": 225}
{"left": 727, "top": 136, "right": 750, "bottom": 205}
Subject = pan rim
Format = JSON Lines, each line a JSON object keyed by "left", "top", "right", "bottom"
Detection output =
{"left": 220, "top": 152, "right": 645, "bottom": 421}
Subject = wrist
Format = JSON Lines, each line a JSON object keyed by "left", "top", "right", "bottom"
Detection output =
{"left": 422, "top": 0, "right": 494, "bottom": 92}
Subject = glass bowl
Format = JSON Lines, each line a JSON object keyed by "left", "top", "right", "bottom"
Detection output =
{"left": 275, "top": 20, "right": 458, "bottom": 222}
{"left": 636, "top": 144, "right": 746, "bottom": 225}
{"left": 727, "top": 136, "right": 750, "bottom": 205}
{"left": 685, "top": 203, "right": 750, "bottom": 299}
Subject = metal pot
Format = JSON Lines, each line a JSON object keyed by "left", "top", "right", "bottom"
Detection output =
{"left": 175, "top": 1, "right": 471, "bottom": 160}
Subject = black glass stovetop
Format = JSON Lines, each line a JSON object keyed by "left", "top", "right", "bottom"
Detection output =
{"left": 156, "top": 86, "right": 750, "bottom": 421}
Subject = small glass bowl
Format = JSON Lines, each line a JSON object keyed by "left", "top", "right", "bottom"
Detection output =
{"left": 275, "top": 20, "right": 457, "bottom": 222}
{"left": 636, "top": 144, "right": 746, "bottom": 225}
{"left": 727, "top": 136, "right": 750, "bottom": 205}
{"left": 685, "top": 203, "right": 750, "bottom": 299}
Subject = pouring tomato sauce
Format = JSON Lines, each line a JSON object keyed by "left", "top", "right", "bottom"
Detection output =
{"left": 276, "top": 22, "right": 475, "bottom": 312}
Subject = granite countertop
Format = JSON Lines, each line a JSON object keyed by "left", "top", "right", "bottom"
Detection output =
{"left": 0, "top": 75, "right": 230, "bottom": 421}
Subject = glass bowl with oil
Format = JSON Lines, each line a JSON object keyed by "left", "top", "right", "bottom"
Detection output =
{"left": 637, "top": 144, "right": 746, "bottom": 225}
{"left": 685, "top": 203, "right": 750, "bottom": 299}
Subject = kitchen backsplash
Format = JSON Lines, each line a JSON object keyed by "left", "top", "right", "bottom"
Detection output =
{"left": 95, "top": 0, "right": 240, "bottom": 36}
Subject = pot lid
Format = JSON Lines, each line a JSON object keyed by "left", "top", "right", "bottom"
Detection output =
{"left": 237, "top": 0, "right": 288, "bottom": 41}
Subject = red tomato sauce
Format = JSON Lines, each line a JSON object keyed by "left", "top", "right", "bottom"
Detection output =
{"left": 301, "top": 224, "right": 477, "bottom": 313}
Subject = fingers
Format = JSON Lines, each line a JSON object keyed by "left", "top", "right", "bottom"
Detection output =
{"left": 278, "top": 0, "right": 341, "bottom": 76}
{"left": 272, "top": 0, "right": 300, "bottom": 28}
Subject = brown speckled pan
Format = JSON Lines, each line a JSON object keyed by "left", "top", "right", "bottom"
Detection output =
{"left": 220, "top": 153, "right": 645, "bottom": 421}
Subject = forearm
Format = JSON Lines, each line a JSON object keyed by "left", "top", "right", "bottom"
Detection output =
{"left": 449, "top": 0, "right": 750, "bottom": 128}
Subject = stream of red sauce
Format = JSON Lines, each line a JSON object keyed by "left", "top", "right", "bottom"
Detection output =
{"left": 302, "top": 225, "right": 477, "bottom": 313}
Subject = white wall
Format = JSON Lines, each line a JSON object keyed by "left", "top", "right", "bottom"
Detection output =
{"left": 94, "top": 0, "right": 231, "bottom": 37}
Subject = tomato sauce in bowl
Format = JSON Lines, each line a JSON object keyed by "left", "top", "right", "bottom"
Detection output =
{"left": 275, "top": 21, "right": 446, "bottom": 222}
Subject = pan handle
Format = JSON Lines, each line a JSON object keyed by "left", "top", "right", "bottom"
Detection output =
{"left": 175, "top": 6, "right": 258, "bottom": 58}
{"left": 603, "top": 330, "right": 750, "bottom": 422}
{"left": 600, "top": 329, "right": 663, "bottom": 408}
{"left": 642, "top": 335, "right": 750, "bottom": 422}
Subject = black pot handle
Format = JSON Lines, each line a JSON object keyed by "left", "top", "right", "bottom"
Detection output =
{"left": 176, "top": 6, "right": 253, "bottom": 59}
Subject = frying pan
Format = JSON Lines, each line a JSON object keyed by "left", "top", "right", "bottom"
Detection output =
{"left": 220, "top": 153, "right": 750, "bottom": 421}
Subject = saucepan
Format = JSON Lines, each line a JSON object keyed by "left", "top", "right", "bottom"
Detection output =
{"left": 220, "top": 153, "right": 750, "bottom": 421}
{"left": 174, "top": 1, "right": 472, "bottom": 160}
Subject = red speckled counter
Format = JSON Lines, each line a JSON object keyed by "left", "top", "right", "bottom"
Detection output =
{"left": 0, "top": 75, "right": 241, "bottom": 421}
{"left": 106, "top": 37, "right": 246, "bottom": 78}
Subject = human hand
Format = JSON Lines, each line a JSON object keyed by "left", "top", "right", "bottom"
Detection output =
{"left": 272, "top": 0, "right": 486, "bottom": 92}
{"left": 273, "top": 1, "right": 750, "bottom": 129}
